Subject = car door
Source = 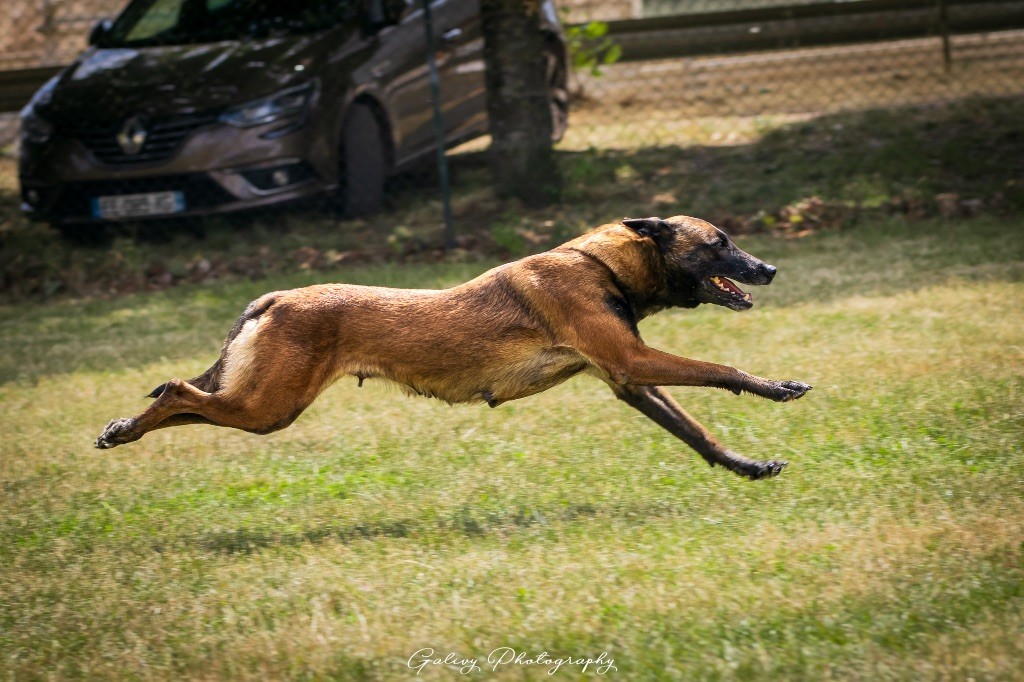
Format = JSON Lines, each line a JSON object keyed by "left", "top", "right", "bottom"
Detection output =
{"left": 430, "top": 0, "right": 486, "bottom": 142}
{"left": 369, "top": 0, "right": 482, "bottom": 166}
{"left": 363, "top": 0, "right": 434, "bottom": 165}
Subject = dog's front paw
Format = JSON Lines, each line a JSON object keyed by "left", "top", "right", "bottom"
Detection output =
{"left": 95, "top": 417, "right": 136, "bottom": 449}
{"left": 746, "top": 459, "right": 788, "bottom": 480}
{"left": 767, "top": 380, "right": 812, "bottom": 402}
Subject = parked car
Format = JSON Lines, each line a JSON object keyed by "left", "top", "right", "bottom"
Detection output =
{"left": 18, "top": 0, "right": 568, "bottom": 236}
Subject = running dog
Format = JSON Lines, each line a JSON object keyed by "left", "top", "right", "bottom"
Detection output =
{"left": 96, "top": 215, "right": 811, "bottom": 479}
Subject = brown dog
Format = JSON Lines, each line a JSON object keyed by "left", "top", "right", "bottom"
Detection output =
{"left": 95, "top": 215, "right": 810, "bottom": 479}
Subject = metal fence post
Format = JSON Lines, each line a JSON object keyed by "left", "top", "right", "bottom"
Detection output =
{"left": 421, "top": 0, "right": 456, "bottom": 252}
{"left": 938, "top": 0, "right": 952, "bottom": 73}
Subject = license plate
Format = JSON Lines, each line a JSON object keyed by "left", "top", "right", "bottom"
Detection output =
{"left": 91, "top": 191, "right": 185, "bottom": 219}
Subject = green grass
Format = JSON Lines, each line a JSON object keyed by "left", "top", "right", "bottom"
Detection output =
{"left": 1, "top": 216, "right": 1023, "bottom": 679}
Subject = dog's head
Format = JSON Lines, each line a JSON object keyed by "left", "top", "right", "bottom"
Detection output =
{"left": 622, "top": 215, "right": 776, "bottom": 311}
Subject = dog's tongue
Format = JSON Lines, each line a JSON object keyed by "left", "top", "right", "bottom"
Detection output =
{"left": 720, "top": 277, "right": 743, "bottom": 294}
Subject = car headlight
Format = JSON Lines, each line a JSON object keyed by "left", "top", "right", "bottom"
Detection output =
{"left": 20, "top": 74, "right": 60, "bottom": 145}
{"left": 220, "top": 83, "right": 315, "bottom": 128}
{"left": 20, "top": 112, "right": 54, "bottom": 145}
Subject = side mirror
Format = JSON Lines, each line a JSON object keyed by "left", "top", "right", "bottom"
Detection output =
{"left": 88, "top": 19, "right": 112, "bottom": 46}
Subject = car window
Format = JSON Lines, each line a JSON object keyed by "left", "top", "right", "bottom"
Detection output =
{"left": 124, "top": 0, "right": 182, "bottom": 43}
{"left": 105, "top": 0, "right": 355, "bottom": 47}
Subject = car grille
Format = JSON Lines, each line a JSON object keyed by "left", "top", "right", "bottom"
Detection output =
{"left": 54, "top": 174, "right": 237, "bottom": 219}
{"left": 61, "top": 112, "right": 219, "bottom": 165}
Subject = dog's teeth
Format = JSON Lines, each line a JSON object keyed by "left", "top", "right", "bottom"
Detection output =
{"left": 743, "top": 293, "right": 751, "bottom": 302}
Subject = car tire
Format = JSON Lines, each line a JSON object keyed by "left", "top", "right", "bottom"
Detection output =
{"left": 338, "top": 103, "right": 388, "bottom": 217}
{"left": 546, "top": 49, "right": 569, "bottom": 144}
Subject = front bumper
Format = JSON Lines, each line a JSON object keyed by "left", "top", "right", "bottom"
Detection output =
{"left": 19, "top": 115, "right": 337, "bottom": 224}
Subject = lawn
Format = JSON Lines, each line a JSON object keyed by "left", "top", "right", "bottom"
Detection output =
{"left": 1, "top": 215, "right": 1022, "bottom": 679}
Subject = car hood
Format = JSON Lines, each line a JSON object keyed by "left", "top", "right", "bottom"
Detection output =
{"left": 39, "top": 29, "right": 353, "bottom": 124}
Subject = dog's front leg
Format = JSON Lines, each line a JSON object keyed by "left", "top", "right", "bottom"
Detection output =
{"left": 611, "top": 384, "right": 787, "bottom": 480}
{"left": 607, "top": 347, "right": 811, "bottom": 402}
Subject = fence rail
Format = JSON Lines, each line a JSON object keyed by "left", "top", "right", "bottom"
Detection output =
{"left": 607, "top": 0, "right": 1024, "bottom": 61}
{"left": 0, "top": 65, "right": 62, "bottom": 113}
{"left": 1, "top": 0, "right": 1023, "bottom": 113}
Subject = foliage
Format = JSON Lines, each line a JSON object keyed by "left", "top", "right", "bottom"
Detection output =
{"left": 565, "top": 21, "right": 622, "bottom": 77}
{"left": 489, "top": 219, "right": 526, "bottom": 255}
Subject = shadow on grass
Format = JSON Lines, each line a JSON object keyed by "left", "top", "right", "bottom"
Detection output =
{"left": 193, "top": 502, "right": 608, "bottom": 555}
{"left": 449, "top": 95, "right": 1023, "bottom": 220}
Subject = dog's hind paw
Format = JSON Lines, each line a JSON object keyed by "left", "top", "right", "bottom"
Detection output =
{"left": 720, "top": 451, "right": 788, "bottom": 479}
{"left": 95, "top": 417, "right": 136, "bottom": 449}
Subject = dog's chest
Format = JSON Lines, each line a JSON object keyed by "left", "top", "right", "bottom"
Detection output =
{"left": 483, "top": 347, "right": 590, "bottom": 405}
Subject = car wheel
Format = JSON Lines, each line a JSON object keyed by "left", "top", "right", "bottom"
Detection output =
{"left": 338, "top": 103, "right": 388, "bottom": 217}
{"left": 546, "top": 49, "right": 569, "bottom": 144}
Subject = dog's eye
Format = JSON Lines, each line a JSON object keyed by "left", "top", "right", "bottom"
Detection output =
{"left": 717, "top": 236, "right": 729, "bottom": 249}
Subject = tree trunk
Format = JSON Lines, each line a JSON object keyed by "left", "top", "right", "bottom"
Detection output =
{"left": 480, "top": 0, "right": 561, "bottom": 206}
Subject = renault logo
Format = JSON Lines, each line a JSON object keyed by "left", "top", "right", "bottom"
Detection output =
{"left": 116, "top": 115, "right": 148, "bottom": 155}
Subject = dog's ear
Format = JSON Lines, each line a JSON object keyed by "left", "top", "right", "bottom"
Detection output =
{"left": 622, "top": 217, "right": 674, "bottom": 250}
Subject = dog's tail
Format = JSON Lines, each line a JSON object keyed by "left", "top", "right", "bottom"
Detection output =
{"left": 145, "top": 360, "right": 223, "bottom": 398}
{"left": 146, "top": 293, "right": 280, "bottom": 399}
{"left": 145, "top": 381, "right": 169, "bottom": 399}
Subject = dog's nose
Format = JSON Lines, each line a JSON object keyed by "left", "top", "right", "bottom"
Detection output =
{"left": 762, "top": 263, "right": 777, "bottom": 282}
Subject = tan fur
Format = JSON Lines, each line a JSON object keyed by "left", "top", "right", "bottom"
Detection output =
{"left": 219, "top": 317, "right": 263, "bottom": 397}
{"left": 96, "top": 216, "right": 811, "bottom": 480}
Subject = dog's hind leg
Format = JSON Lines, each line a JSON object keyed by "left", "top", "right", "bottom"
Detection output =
{"left": 94, "top": 377, "right": 313, "bottom": 449}
{"left": 612, "top": 384, "right": 787, "bottom": 480}
{"left": 95, "top": 292, "right": 337, "bottom": 449}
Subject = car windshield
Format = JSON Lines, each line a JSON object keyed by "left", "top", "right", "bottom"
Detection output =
{"left": 103, "top": 0, "right": 354, "bottom": 47}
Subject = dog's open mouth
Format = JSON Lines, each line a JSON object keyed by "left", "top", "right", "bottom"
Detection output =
{"left": 710, "top": 276, "right": 752, "bottom": 304}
